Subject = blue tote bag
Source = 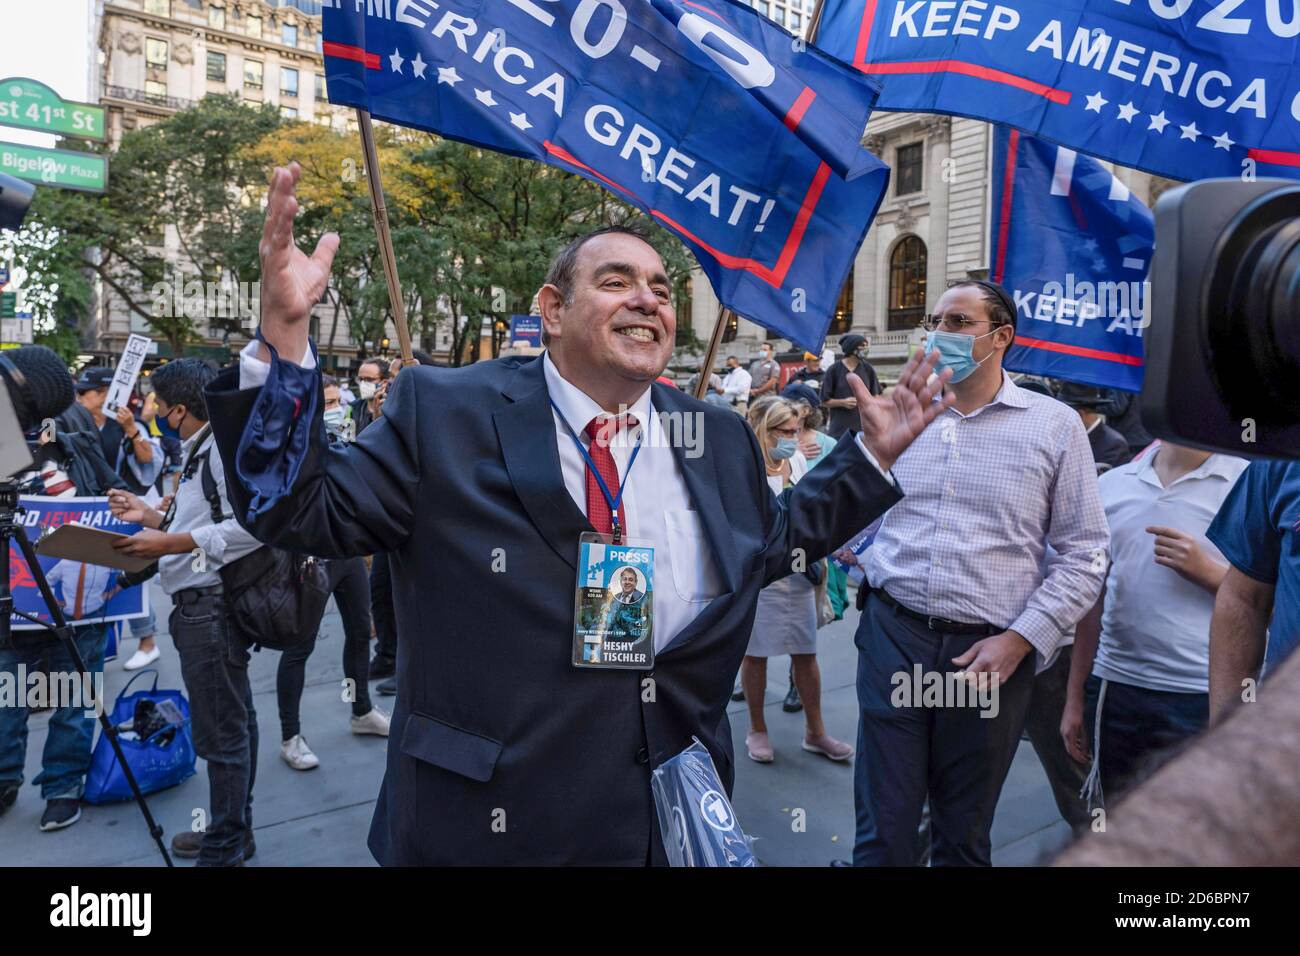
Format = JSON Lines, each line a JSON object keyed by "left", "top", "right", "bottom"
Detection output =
{"left": 84, "top": 669, "right": 196, "bottom": 805}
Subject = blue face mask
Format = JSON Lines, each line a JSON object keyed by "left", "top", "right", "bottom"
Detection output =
{"left": 155, "top": 408, "right": 182, "bottom": 440}
{"left": 924, "top": 329, "right": 997, "bottom": 384}
{"left": 770, "top": 437, "right": 798, "bottom": 460}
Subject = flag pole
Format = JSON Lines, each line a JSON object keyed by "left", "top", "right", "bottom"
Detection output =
{"left": 693, "top": 304, "right": 730, "bottom": 399}
{"left": 355, "top": 108, "right": 415, "bottom": 365}
{"left": 691, "top": 2, "right": 829, "bottom": 400}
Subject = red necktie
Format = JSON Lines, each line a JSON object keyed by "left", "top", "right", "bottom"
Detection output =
{"left": 582, "top": 414, "right": 637, "bottom": 536}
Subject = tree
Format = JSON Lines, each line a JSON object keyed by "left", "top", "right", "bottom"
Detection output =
{"left": 0, "top": 208, "right": 93, "bottom": 364}
{"left": 34, "top": 95, "right": 282, "bottom": 357}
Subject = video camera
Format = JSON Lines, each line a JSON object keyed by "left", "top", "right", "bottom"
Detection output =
{"left": 1143, "top": 179, "right": 1300, "bottom": 459}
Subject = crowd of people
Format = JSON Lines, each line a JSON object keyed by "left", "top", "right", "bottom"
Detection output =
{"left": 2, "top": 166, "right": 1296, "bottom": 867}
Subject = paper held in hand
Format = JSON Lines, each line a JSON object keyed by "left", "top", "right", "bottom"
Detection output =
{"left": 36, "top": 522, "right": 154, "bottom": 573}
{"left": 104, "top": 334, "right": 153, "bottom": 415}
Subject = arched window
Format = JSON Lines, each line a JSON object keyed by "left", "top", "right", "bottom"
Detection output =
{"left": 829, "top": 268, "right": 854, "bottom": 336}
{"left": 888, "top": 236, "right": 927, "bottom": 331}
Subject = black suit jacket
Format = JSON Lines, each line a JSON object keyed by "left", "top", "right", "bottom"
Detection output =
{"left": 205, "top": 354, "right": 902, "bottom": 865}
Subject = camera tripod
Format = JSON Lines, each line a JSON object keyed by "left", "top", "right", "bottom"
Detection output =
{"left": 0, "top": 480, "right": 173, "bottom": 866}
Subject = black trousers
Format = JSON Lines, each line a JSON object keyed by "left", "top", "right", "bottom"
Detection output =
{"left": 853, "top": 593, "right": 1035, "bottom": 867}
{"left": 369, "top": 553, "right": 397, "bottom": 666}
{"left": 276, "top": 557, "right": 373, "bottom": 740}
{"left": 169, "top": 589, "right": 256, "bottom": 867}
{"left": 1023, "top": 645, "right": 1091, "bottom": 831}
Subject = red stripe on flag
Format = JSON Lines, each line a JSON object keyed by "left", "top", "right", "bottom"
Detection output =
{"left": 784, "top": 87, "right": 817, "bottom": 132}
{"left": 855, "top": 0, "right": 879, "bottom": 66}
{"left": 1013, "top": 335, "right": 1144, "bottom": 366}
{"left": 323, "top": 42, "right": 380, "bottom": 70}
{"left": 993, "top": 129, "right": 1019, "bottom": 285}
{"left": 541, "top": 141, "right": 827, "bottom": 288}
{"left": 1249, "top": 147, "right": 1300, "bottom": 168}
{"left": 858, "top": 61, "right": 1071, "bottom": 103}
{"left": 682, "top": 1, "right": 728, "bottom": 21}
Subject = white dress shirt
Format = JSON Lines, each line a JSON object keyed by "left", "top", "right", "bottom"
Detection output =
{"left": 158, "top": 426, "right": 263, "bottom": 595}
{"left": 721, "top": 366, "right": 752, "bottom": 403}
{"left": 544, "top": 353, "right": 724, "bottom": 651}
{"left": 45, "top": 560, "right": 115, "bottom": 621}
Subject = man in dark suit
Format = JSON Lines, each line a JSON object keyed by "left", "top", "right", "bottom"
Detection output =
{"left": 204, "top": 162, "right": 952, "bottom": 865}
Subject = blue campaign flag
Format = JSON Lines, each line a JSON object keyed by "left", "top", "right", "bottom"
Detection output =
{"left": 321, "top": 0, "right": 890, "bottom": 349}
{"left": 990, "top": 126, "right": 1153, "bottom": 393}
{"left": 815, "top": 0, "right": 1300, "bottom": 183}
{"left": 507, "top": 314, "right": 542, "bottom": 346}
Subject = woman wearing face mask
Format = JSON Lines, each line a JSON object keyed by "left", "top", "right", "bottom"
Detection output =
{"left": 739, "top": 398, "right": 855, "bottom": 764}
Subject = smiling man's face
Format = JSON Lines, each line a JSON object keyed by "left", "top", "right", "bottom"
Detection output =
{"left": 620, "top": 570, "right": 637, "bottom": 593}
{"left": 542, "top": 232, "right": 676, "bottom": 387}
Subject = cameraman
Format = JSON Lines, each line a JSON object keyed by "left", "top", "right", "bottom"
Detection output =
{"left": 107, "top": 359, "right": 264, "bottom": 867}
{"left": 0, "top": 375, "right": 124, "bottom": 831}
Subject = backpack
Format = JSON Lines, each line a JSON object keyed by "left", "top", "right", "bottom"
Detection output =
{"left": 198, "top": 451, "right": 329, "bottom": 651}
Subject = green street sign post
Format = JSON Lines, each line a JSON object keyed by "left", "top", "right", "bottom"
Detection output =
{"left": 0, "top": 141, "right": 107, "bottom": 193}
{"left": 0, "top": 292, "right": 15, "bottom": 319}
{"left": 0, "top": 77, "right": 106, "bottom": 142}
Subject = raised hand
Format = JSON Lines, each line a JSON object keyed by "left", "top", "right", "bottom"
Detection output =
{"left": 258, "top": 162, "right": 339, "bottom": 364}
{"left": 850, "top": 349, "right": 954, "bottom": 473}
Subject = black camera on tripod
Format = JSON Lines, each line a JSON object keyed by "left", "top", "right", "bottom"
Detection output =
{"left": 1143, "top": 179, "right": 1300, "bottom": 457}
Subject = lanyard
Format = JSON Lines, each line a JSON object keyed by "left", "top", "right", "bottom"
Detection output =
{"left": 550, "top": 399, "right": 644, "bottom": 544}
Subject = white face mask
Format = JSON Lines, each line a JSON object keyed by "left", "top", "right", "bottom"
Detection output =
{"left": 358, "top": 380, "right": 377, "bottom": 401}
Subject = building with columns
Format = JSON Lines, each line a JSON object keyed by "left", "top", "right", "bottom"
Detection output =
{"left": 92, "top": 0, "right": 390, "bottom": 367}
{"left": 686, "top": 1, "right": 1163, "bottom": 377}
{"left": 689, "top": 110, "right": 1160, "bottom": 377}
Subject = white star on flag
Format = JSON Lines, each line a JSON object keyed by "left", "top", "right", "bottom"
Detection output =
{"left": 388, "top": 49, "right": 404, "bottom": 74}
{"left": 1083, "top": 239, "right": 1099, "bottom": 254}
{"left": 1116, "top": 102, "right": 1138, "bottom": 123}
{"left": 1085, "top": 91, "right": 1108, "bottom": 113}
{"left": 1147, "top": 111, "right": 1170, "bottom": 133}
{"left": 474, "top": 88, "right": 497, "bottom": 107}
{"left": 1213, "top": 131, "right": 1235, "bottom": 151}
{"left": 509, "top": 111, "right": 531, "bottom": 131}
{"left": 1180, "top": 121, "right": 1201, "bottom": 141}
{"left": 437, "top": 66, "right": 461, "bottom": 86}
{"left": 411, "top": 53, "right": 427, "bottom": 79}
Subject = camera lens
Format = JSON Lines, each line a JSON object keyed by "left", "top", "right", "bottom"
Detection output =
{"left": 1206, "top": 186, "right": 1300, "bottom": 422}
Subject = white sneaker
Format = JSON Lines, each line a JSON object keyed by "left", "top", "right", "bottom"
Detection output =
{"left": 122, "top": 646, "right": 161, "bottom": 671}
{"left": 349, "top": 708, "right": 391, "bottom": 737}
{"left": 280, "top": 734, "right": 320, "bottom": 770}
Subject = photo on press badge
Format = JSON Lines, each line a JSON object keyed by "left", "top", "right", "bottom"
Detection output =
{"left": 573, "top": 532, "right": 654, "bottom": 670}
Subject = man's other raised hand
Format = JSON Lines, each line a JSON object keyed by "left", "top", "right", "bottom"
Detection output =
{"left": 851, "top": 348, "right": 953, "bottom": 474}
{"left": 258, "top": 162, "right": 339, "bottom": 364}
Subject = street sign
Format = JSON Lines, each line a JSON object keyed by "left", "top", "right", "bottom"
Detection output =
{"left": 1, "top": 315, "right": 33, "bottom": 344}
{"left": 0, "top": 291, "right": 15, "bottom": 318}
{"left": 0, "top": 141, "right": 107, "bottom": 193}
{"left": 0, "top": 77, "right": 106, "bottom": 142}
{"left": 0, "top": 265, "right": 8, "bottom": 288}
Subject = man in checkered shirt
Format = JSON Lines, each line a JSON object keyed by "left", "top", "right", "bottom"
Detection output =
{"left": 852, "top": 280, "right": 1109, "bottom": 867}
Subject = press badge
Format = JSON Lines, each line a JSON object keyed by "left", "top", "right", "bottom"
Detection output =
{"left": 573, "top": 532, "right": 655, "bottom": 670}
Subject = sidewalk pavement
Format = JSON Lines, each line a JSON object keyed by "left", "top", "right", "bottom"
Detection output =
{"left": 4, "top": 582, "right": 1072, "bottom": 866}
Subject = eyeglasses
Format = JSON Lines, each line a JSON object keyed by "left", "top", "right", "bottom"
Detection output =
{"left": 921, "top": 313, "right": 1009, "bottom": 333}
{"left": 772, "top": 425, "right": 800, "bottom": 439}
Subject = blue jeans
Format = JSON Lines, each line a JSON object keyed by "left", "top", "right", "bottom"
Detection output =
{"left": 0, "top": 622, "right": 111, "bottom": 799}
{"left": 169, "top": 589, "right": 258, "bottom": 866}
{"left": 129, "top": 606, "right": 157, "bottom": 640}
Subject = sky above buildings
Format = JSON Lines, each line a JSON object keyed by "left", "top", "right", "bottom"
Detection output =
{"left": 0, "top": 0, "right": 93, "bottom": 147}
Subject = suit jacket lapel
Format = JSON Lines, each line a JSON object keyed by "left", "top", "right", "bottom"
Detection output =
{"left": 494, "top": 358, "right": 591, "bottom": 570}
